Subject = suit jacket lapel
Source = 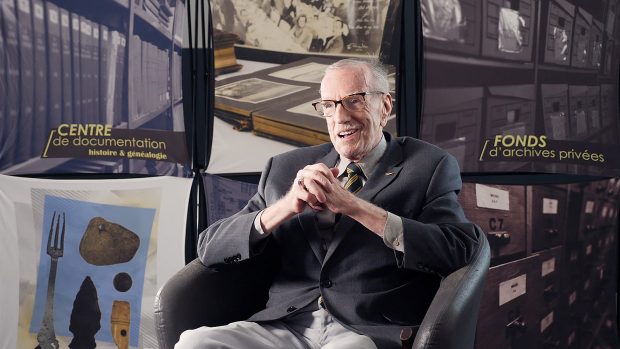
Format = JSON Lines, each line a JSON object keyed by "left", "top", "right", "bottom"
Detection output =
{"left": 300, "top": 148, "right": 339, "bottom": 263}
{"left": 324, "top": 139, "right": 404, "bottom": 263}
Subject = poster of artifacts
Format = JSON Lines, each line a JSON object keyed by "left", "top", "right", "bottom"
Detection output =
{"left": 419, "top": 0, "right": 620, "bottom": 176}
{"left": 211, "top": 0, "right": 393, "bottom": 56}
{"left": 0, "top": 0, "right": 187, "bottom": 176}
{"left": 0, "top": 175, "right": 192, "bottom": 349}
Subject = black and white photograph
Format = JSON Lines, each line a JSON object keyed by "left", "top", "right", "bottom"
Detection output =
{"left": 211, "top": 0, "right": 391, "bottom": 56}
{"left": 215, "top": 78, "right": 310, "bottom": 104}
{"left": 286, "top": 98, "right": 323, "bottom": 117}
{"left": 268, "top": 61, "right": 330, "bottom": 83}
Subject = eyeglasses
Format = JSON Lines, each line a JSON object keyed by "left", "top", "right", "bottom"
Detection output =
{"left": 312, "top": 91, "right": 385, "bottom": 117}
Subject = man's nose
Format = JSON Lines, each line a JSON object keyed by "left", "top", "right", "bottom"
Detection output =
{"left": 332, "top": 103, "right": 350, "bottom": 122}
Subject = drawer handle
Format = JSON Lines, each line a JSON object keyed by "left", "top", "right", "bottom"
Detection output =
{"left": 543, "top": 285, "right": 556, "bottom": 301}
{"left": 505, "top": 316, "right": 527, "bottom": 338}
{"left": 545, "top": 228, "right": 559, "bottom": 237}
{"left": 487, "top": 231, "right": 510, "bottom": 245}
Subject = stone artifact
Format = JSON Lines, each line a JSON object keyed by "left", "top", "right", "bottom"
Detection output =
{"left": 79, "top": 217, "right": 140, "bottom": 266}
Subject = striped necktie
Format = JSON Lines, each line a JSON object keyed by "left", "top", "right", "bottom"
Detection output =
{"left": 344, "top": 162, "right": 364, "bottom": 194}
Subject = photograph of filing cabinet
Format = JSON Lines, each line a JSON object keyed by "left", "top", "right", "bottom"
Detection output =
{"left": 421, "top": 0, "right": 482, "bottom": 55}
{"left": 420, "top": 0, "right": 620, "bottom": 176}
{"left": 482, "top": 0, "right": 536, "bottom": 61}
{"left": 568, "top": 85, "right": 590, "bottom": 139}
{"left": 420, "top": 87, "right": 483, "bottom": 172}
{"left": 483, "top": 84, "right": 536, "bottom": 171}
{"left": 541, "top": 84, "right": 570, "bottom": 140}
{"left": 527, "top": 185, "right": 567, "bottom": 252}
{"left": 571, "top": 8, "right": 593, "bottom": 68}
{"left": 459, "top": 183, "right": 526, "bottom": 262}
{"left": 476, "top": 254, "right": 542, "bottom": 349}
{"left": 470, "top": 178, "right": 619, "bottom": 348}
{"left": 542, "top": 0, "right": 574, "bottom": 66}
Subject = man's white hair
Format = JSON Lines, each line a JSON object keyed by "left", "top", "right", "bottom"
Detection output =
{"left": 324, "top": 58, "right": 390, "bottom": 93}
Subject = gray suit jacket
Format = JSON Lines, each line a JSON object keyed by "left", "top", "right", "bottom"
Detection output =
{"left": 198, "top": 134, "right": 479, "bottom": 349}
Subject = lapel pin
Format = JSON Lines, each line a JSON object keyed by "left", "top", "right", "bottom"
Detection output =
{"left": 385, "top": 172, "right": 394, "bottom": 176}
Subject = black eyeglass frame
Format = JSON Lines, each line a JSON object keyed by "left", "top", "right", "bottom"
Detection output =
{"left": 311, "top": 91, "right": 385, "bottom": 117}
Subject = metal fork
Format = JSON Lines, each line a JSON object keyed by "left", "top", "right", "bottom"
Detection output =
{"left": 36, "top": 211, "right": 65, "bottom": 349}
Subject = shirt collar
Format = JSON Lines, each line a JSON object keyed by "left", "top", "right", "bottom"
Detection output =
{"left": 337, "top": 135, "right": 387, "bottom": 179}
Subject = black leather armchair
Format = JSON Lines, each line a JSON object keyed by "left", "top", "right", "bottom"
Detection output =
{"left": 154, "top": 228, "right": 490, "bottom": 349}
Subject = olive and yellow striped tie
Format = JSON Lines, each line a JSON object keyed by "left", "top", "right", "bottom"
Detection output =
{"left": 344, "top": 162, "right": 364, "bottom": 194}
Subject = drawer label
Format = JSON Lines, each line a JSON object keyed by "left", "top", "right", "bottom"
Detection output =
{"left": 542, "top": 258, "right": 556, "bottom": 276}
{"left": 543, "top": 198, "right": 558, "bottom": 214}
{"left": 499, "top": 274, "right": 526, "bottom": 306}
{"left": 585, "top": 200, "right": 594, "bottom": 213}
{"left": 601, "top": 205, "right": 608, "bottom": 218}
{"left": 476, "top": 184, "right": 510, "bottom": 211}
{"left": 541, "top": 311, "right": 554, "bottom": 333}
{"left": 569, "top": 291, "right": 577, "bottom": 305}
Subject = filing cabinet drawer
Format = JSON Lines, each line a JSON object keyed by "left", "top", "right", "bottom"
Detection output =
{"left": 541, "top": 84, "right": 569, "bottom": 140}
{"left": 537, "top": 306, "right": 563, "bottom": 348}
{"left": 482, "top": 0, "right": 536, "bottom": 61}
{"left": 570, "top": 8, "right": 592, "bottom": 68}
{"left": 600, "top": 84, "right": 618, "bottom": 129}
{"left": 422, "top": 0, "right": 482, "bottom": 55}
{"left": 527, "top": 185, "right": 567, "bottom": 251}
{"left": 563, "top": 324, "right": 581, "bottom": 348}
{"left": 596, "top": 200, "right": 618, "bottom": 229}
{"left": 421, "top": 87, "right": 483, "bottom": 172}
{"left": 536, "top": 246, "right": 563, "bottom": 308}
{"left": 460, "top": 183, "right": 526, "bottom": 260}
{"left": 563, "top": 242, "right": 583, "bottom": 288}
{"left": 586, "top": 85, "right": 601, "bottom": 135}
{"left": 590, "top": 18, "right": 604, "bottom": 69}
{"left": 483, "top": 85, "right": 535, "bottom": 172}
{"left": 578, "top": 192, "right": 599, "bottom": 239}
{"left": 543, "top": 0, "right": 574, "bottom": 66}
{"left": 568, "top": 85, "right": 590, "bottom": 139}
{"left": 476, "top": 255, "right": 541, "bottom": 349}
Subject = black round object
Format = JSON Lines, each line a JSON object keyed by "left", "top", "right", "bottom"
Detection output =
{"left": 113, "top": 272, "right": 133, "bottom": 292}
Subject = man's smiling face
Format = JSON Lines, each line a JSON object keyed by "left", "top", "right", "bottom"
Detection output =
{"left": 320, "top": 66, "right": 390, "bottom": 162}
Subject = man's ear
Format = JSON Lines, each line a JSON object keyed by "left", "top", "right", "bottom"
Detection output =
{"left": 381, "top": 94, "right": 393, "bottom": 126}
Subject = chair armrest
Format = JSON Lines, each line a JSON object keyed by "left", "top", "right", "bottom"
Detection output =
{"left": 154, "top": 258, "right": 273, "bottom": 349}
{"left": 412, "top": 227, "right": 491, "bottom": 349}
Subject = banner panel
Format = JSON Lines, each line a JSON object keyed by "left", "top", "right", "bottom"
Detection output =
{"left": 419, "top": 0, "right": 620, "bottom": 176}
{"left": 207, "top": 0, "right": 401, "bottom": 174}
{"left": 0, "top": 175, "right": 193, "bottom": 349}
{"left": 0, "top": 0, "right": 189, "bottom": 176}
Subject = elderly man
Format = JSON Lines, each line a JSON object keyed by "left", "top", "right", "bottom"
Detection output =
{"left": 176, "top": 59, "right": 479, "bottom": 349}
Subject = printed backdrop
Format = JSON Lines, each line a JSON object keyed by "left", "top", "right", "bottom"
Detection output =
{"left": 0, "top": 175, "right": 192, "bottom": 349}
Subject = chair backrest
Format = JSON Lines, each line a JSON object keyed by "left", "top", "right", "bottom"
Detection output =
{"left": 412, "top": 226, "right": 491, "bottom": 349}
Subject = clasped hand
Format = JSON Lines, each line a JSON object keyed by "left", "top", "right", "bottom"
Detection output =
{"left": 288, "top": 163, "right": 355, "bottom": 214}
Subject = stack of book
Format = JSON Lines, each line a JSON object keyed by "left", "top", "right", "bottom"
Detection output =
{"left": 214, "top": 29, "right": 242, "bottom": 76}
{"left": 214, "top": 57, "right": 397, "bottom": 146}
{"left": 142, "top": 0, "right": 173, "bottom": 28}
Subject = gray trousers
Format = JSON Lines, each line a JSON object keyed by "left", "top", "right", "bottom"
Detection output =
{"left": 175, "top": 308, "right": 377, "bottom": 349}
